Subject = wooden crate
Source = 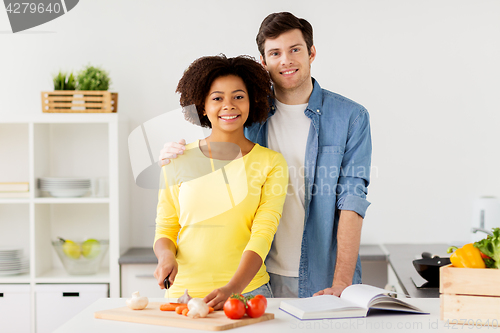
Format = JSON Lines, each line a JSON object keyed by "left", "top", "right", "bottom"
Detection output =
{"left": 440, "top": 264, "right": 500, "bottom": 327}
{"left": 41, "top": 91, "right": 118, "bottom": 113}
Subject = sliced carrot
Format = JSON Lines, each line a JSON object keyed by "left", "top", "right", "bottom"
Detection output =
{"left": 160, "top": 302, "right": 186, "bottom": 311}
{"left": 161, "top": 302, "right": 212, "bottom": 315}
{"left": 175, "top": 305, "right": 188, "bottom": 314}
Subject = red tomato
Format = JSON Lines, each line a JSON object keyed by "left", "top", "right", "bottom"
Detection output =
{"left": 223, "top": 298, "right": 246, "bottom": 319}
{"left": 246, "top": 296, "right": 267, "bottom": 318}
{"left": 229, "top": 293, "right": 247, "bottom": 306}
{"left": 253, "top": 294, "right": 267, "bottom": 307}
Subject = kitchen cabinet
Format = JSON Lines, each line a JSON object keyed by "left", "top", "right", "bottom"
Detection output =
{"left": 0, "top": 114, "right": 130, "bottom": 332}
{"left": 0, "top": 284, "right": 31, "bottom": 333}
{"left": 120, "top": 264, "right": 165, "bottom": 298}
{"left": 35, "top": 284, "right": 108, "bottom": 333}
{"left": 119, "top": 248, "right": 164, "bottom": 298}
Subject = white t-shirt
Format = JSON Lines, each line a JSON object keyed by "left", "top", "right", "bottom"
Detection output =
{"left": 265, "top": 99, "right": 310, "bottom": 277}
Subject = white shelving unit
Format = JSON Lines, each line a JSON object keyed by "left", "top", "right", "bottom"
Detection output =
{"left": 0, "top": 114, "right": 130, "bottom": 332}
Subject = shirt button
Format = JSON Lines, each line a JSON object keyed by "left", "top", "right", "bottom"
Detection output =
{"left": 316, "top": 109, "right": 320, "bottom": 113}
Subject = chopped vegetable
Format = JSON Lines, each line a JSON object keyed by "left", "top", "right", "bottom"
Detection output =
{"left": 474, "top": 227, "right": 500, "bottom": 269}
{"left": 126, "top": 291, "right": 149, "bottom": 310}
{"left": 175, "top": 305, "right": 188, "bottom": 314}
{"left": 447, "top": 243, "right": 486, "bottom": 268}
{"left": 160, "top": 302, "right": 186, "bottom": 311}
{"left": 174, "top": 304, "right": 213, "bottom": 315}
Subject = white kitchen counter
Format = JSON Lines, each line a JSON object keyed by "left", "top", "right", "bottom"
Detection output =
{"left": 54, "top": 297, "right": 494, "bottom": 332}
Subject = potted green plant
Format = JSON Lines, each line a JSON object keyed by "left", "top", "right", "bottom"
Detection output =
{"left": 76, "top": 65, "right": 111, "bottom": 91}
{"left": 43, "top": 65, "right": 117, "bottom": 113}
{"left": 53, "top": 71, "right": 76, "bottom": 90}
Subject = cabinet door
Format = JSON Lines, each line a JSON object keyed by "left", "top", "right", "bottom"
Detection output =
{"left": 121, "top": 264, "right": 166, "bottom": 298}
{"left": 35, "top": 283, "right": 108, "bottom": 333}
{"left": 0, "top": 284, "right": 31, "bottom": 333}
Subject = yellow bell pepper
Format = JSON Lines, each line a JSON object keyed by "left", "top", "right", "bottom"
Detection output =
{"left": 447, "top": 243, "right": 486, "bottom": 268}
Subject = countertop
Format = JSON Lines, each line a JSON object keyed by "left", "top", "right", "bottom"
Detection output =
{"left": 384, "top": 244, "right": 449, "bottom": 298}
{"left": 55, "top": 297, "right": 474, "bottom": 333}
{"left": 119, "top": 244, "right": 389, "bottom": 265}
{"left": 119, "top": 247, "right": 158, "bottom": 264}
{"left": 120, "top": 244, "right": 447, "bottom": 298}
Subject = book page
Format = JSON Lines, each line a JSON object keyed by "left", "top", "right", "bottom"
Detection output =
{"left": 281, "top": 295, "right": 362, "bottom": 313}
{"left": 340, "top": 284, "right": 391, "bottom": 309}
{"left": 341, "top": 284, "right": 425, "bottom": 314}
{"left": 369, "top": 300, "right": 424, "bottom": 313}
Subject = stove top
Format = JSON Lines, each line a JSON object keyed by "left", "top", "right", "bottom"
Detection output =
{"left": 411, "top": 276, "right": 439, "bottom": 289}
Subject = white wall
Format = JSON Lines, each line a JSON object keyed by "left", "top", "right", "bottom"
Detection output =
{"left": 1, "top": 0, "right": 499, "bottom": 247}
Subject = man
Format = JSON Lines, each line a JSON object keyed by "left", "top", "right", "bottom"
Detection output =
{"left": 159, "top": 12, "right": 371, "bottom": 298}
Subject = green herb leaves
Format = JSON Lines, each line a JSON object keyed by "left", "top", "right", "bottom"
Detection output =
{"left": 52, "top": 65, "right": 111, "bottom": 91}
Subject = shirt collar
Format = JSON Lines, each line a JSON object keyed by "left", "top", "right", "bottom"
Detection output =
{"left": 269, "top": 77, "right": 322, "bottom": 116}
{"left": 306, "top": 78, "right": 323, "bottom": 116}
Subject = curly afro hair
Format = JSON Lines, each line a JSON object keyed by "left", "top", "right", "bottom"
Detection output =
{"left": 176, "top": 54, "right": 272, "bottom": 128}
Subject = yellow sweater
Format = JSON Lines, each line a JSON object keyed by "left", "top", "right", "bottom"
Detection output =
{"left": 154, "top": 140, "right": 288, "bottom": 298}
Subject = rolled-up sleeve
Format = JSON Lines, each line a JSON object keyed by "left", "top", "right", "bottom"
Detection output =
{"left": 153, "top": 165, "right": 181, "bottom": 249}
{"left": 336, "top": 108, "right": 372, "bottom": 218}
{"left": 244, "top": 153, "right": 288, "bottom": 261}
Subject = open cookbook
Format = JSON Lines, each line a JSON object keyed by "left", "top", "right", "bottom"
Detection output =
{"left": 280, "top": 284, "right": 427, "bottom": 320}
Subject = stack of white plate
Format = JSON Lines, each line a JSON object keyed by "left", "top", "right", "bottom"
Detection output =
{"left": 38, "top": 177, "right": 91, "bottom": 198}
{"left": 0, "top": 247, "right": 29, "bottom": 276}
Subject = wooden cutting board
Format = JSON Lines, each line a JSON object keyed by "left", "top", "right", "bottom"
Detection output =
{"left": 94, "top": 302, "right": 274, "bottom": 331}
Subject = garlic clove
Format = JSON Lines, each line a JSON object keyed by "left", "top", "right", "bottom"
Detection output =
{"left": 177, "top": 289, "right": 192, "bottom": 304}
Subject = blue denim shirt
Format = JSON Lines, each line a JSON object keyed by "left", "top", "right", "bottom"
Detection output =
{"left": 245, "top": 78, "right": 372, "bottom": 297}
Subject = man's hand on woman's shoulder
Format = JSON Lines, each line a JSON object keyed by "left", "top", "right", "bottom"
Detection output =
{"left": 158, "top": 139, "right": 186, "bottom": 166}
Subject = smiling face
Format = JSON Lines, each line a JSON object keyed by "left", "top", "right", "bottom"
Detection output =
{"left": 261, "top": 29, "right": 316, "bottom": 98}
{"left": 203, "top": 75, "right": 250, "bottom": 136}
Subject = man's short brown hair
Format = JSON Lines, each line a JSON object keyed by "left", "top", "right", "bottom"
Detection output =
{"left": 176, "top": 54, "right": 272, "bottom": 128}
{"left": 256, "top": 12, "right": 314, "bottom": 59}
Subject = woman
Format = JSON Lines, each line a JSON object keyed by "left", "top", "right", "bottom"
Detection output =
{"left": 154, "top": 54, "right": 288, "bottom": 310}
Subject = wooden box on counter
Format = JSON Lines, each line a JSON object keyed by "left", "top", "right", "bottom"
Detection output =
{"left": 41, "top": 91, "right": 118, "bottom": 113}
{"left": 440, "top": 264, "right": 500, "bottom": 326}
